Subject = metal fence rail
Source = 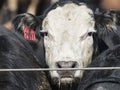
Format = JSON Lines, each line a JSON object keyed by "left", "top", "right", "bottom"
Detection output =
{"left": 0, "top": 67, "right": 120, "bottom": 72}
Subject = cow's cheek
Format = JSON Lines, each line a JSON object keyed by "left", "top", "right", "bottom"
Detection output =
{"left": 80, "top": 37, "right": 93, "bottom": 67}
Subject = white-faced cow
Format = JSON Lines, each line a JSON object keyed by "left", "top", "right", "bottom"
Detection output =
{"left": 12, "top": 1, "right": 99, "bottom": 89}
{"left": 42, "top": 0, "right": 97, "bottom": 86}
{"left": 12, "top": 0, "right": 120, "bottom": 90}
{"left": 42, "top": 0, "right": 120, "bottom": 88}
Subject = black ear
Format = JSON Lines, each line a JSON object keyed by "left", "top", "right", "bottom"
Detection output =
{"left": 12, "top": 13, "right": 42, "bottom": 41}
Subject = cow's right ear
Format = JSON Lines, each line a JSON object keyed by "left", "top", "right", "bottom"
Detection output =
{"left": 12, "top": 13, "right": 42, "bottom": 41}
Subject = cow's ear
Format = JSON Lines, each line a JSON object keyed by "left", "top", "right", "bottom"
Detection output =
{"left": 12, "top": 13, "right": 42, "bottom": 41}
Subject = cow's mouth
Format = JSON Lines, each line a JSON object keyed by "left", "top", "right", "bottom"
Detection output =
{"left": 52, "top": 70, "right": 80, "bottom": 84}
{"left": 59, "top": 72, "right": 74, "bottom": 83}
{"left": 51, "top": 61, "right": 81, "bottom": 84}
{"left": 53, "top": 77, "right": 74, "bottom": 84}
{"left": 60, "top": 77, "right": 73, "bottom": 83}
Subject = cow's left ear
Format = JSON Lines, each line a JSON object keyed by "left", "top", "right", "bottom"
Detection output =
{"left": 12, "top": 13, "right": 42, "bottom": 41}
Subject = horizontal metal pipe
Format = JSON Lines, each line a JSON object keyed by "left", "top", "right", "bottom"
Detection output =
{"left": 0, "top": 67, "right": 119, "bottom": 72}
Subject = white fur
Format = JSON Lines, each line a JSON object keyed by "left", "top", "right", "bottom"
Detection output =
{"left": 42, "top": 3, "right": 96, "bottom": 83}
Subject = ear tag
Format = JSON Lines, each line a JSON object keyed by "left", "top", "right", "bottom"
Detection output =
{"left": 24, "top": 26, "right": 37, "bottom": 41}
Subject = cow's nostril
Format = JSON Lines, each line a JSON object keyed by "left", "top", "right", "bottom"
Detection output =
{"left": 56, "top": 61, "right": 78, "bottom": 68}
{"left": 72, "top": 62, "right": 77, "bottom": 68}
{"left": 57, "top": 63, "right": 62, "bottom": 68}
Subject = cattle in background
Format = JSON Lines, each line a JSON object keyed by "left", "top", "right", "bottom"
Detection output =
{"left": 6, "top": 0, "right": 59, "bottom": 16}
{"left": 17, "top": 0, "right": 59, "bottom": 15}
{"left": 77, "top": 45, "right": 120, "bottom": 90}
{"left": 79, "top": 0, "right": 120, "bottom": 10}
{"left": 0, "top": 0, "right": 6, "bottom": 9}
{"left": 0, "top": 25, "right": 51, "bottom": 90}
{"left": 0, "top": 0, "right": 56, "bottom": 29}
{"left": 0, "top": 0, "right": 18, "bottom": 29}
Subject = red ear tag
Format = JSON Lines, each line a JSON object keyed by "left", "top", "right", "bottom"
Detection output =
{"left": 24, "top": 26, "right": 37, "bottom": 41}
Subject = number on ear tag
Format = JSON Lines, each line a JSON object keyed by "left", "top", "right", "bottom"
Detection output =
{"left": 24, "top": 26, "right": 37, "bottom": 41}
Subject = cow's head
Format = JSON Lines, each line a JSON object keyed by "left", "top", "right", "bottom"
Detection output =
{"left": 42, "top": 2, "right": 96, "bottom": 84}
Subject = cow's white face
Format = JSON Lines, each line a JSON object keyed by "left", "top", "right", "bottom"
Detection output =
{"left": 42, "top": 3, "right": 96, "bottom": 84}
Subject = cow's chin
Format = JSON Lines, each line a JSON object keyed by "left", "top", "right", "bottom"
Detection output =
{"left": 51, "top": 70, "right": 82, "bottom": 85}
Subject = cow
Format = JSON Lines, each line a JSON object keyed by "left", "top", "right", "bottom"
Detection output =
{"left": 0, "top": 25, "right": 51, "bottom": 90}
{"left": 11, "top": 0, "right": 106, "bottom": 89}
{"left": 12, "top": 0, "right": 120, "bottom": 89}
{"left": 41, "top": 0, "right": 99, "bottom": 89}
{"left": 77, "top": 44, "right": 120, "bottom": 90}
{"left": 41, "top": 0, "right": 120, "bottom": 89}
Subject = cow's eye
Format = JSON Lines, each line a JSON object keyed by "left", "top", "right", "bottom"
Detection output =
{"left": 80, "top": 32, "right": 94, "bottom": 40}
{"left": 88, "top": 32, "right": 94, "bottom": 36}
{"left": 40, "top": 30, "right": 48, "bottom": 36}
{"left": 43, "top": 32, "right": 48, "bottom": 36}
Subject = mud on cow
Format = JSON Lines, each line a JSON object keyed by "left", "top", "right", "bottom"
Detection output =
{"left": 0, "top": 26, "right": 51, "bottom": 90}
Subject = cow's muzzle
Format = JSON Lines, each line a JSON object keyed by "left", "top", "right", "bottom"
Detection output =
{"left": 56, "top": 61, "right": 78, "bottom": 79}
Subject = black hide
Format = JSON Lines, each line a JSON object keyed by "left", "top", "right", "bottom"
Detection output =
{"left": 78, "top": 45, "right": 120, "bottom": 90}
{"left": 0, "top": 26, "right": 51, "bottom": 90}
{"left": 95, "top": 10, "right": 120, "bottom": 48}
{"left": 12, "top": 13, "right": 47, "bottom": 68}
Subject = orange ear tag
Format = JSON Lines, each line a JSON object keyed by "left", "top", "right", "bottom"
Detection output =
{"left": 24, "top": 26, "right": 37, "bottom": 41}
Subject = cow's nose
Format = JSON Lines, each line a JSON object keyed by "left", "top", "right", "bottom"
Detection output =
{"left": 56, "top": 61, "right": 78, "bottom": 68}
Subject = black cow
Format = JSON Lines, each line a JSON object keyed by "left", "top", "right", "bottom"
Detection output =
{"left": 77, "top": 45, "right": 120, "bottom": 90}
{"left": 0, "top": 25, "right": 51, "bottom": 90}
